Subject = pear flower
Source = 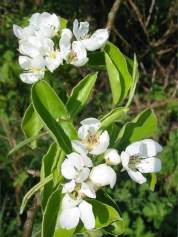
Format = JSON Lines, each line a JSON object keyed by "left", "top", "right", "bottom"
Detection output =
{"left": 73, "top": 19, "right": 109, "bottom": 51}
{"left": 13, "top": 12, "right": 60, "bottom": 40}
{"left": 18, "top": 55, "right": 45, "bottom": 84}
{"left": 104, "top": 148, "right": 121, "bottom": 165}
{"left": 72, "top": 118, "right": 110, "bottom": 155}
{"left": 59, "top": 194, "right": 95, "bottom": 230}
{"left": 59, "top": 29, "right": 88, "bottom": 67}
{"left": 61, "top": 152, "right": 93, "bottom": 183}
{"left": 89, "top": 164, "right": 117, "bottom": 188}
{"left": 121, "top": 139, "right": 162, "bottom": 184}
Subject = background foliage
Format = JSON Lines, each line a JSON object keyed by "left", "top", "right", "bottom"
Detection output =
{"left": 0, "top": 0, "right": 177, "bottom": 236}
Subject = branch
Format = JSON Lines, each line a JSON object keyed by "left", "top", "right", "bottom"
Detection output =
{"left": 22, "top": 193, "right": 40, "bottom": 237}
{"left": 106, "top": 0, "right": 122, "bottom": 33}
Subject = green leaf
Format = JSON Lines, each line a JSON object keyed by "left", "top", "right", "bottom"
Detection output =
{"left": 126, "top": 54, "right": 139, "bottom": 107}
{"left": 87, "top": 52, "right": 106, "bottom": 70}
{"left": 54, "top": 228, "right": 75, "bottom": 237}
{"left": 8, "top": 131, "right": 48, "bottom": 156}
{"left": 104, "top": 42, "right": 132, "bottom": 105}
{"left": 42, "top": 187, "right": 62, "bottom": 237}
{"left": 41, "top": 143, "right": 61, "bottom": 210}
{"left": 104, "top": 219, "right": 124, "bottom": 236}
{"left": 76, "top": 199, "right": 122, "bottom": 233}
{"left": 20, "top": 174, "right": 53, "bottom": 214}
{"left": 115, "top": 109, "right": 158, "bottom": 150}
{"left": 66, "top": 72, "right": 97, "bottom": 118}
{"left": 60, "top": 17, "right": 68, "bottom": 31}
{"left": 150, "top": 173, "right": 157, "bottom": 191}
{"left": 100, "top": 107, "right": 128, "bottom": 128}
{"left": 32, "top": 80, "right": 77, "bottom": 154}
{"left": 22, "top": 104, "right": 43, "bottom": 148}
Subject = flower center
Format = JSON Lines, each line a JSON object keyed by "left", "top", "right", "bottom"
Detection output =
{"left": 128, "top": 156, "right": 140, "bottom": 171}
{"left": 70, "top": 183, "right": 84, "bottom": 200}
{"left": 30, "top": 67, "right": 44, "bottom": 73}
{"left": 50, "top": 50, "right": 57, "bottom": 59}
{"left": 68, "top": 51, "right": 77, "bottom": 63}
{"left": 83, "top": 132, "right": 100, "bottom": 151}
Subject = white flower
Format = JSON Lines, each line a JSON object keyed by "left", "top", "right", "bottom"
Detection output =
{"left": 18, "top": 55, "right": 45, "bottom": 84}
{"left": 104, "top": 148, "right": 121, "bottom": 165}
{"left": 29, "top": 12, "right": 60, "bottom": 38}
{"left": 72, "top": 118, "right": 110, "bottom": 155}
{"left": 73, "top": 19, "right": 109, "bottom": 51}
{"left": 61, "top": 152, "right": 93, "bottom": 183}
{"left": 59, "top": 194, "right": 95, "bottom": 230}
{"left": 89, "top": 164, "right": 116, "bottom": 188}
{"left": 121, "top": 139, "right": 162, "bottom": 184}
{"left": 59, "top": 29, "right": 88, "bottom": 67}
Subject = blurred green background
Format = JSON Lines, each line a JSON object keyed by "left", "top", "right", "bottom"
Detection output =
{"left": 0, "top": 0, "right": 177, "bottom": 236}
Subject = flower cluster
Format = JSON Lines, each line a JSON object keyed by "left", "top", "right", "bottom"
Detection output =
{"left": 13, "top": 12, "right": 109, "bottom": 84}
{"left": 59, "top": 118, "right": 162, "bottom": 230}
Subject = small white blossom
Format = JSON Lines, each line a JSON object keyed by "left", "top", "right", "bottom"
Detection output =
{"left": 121, "top": 139, "right": 162, "bottom": 184}
{"left": 59, "top": 194, "right": 95, "bottom": 230}
{"left": 73, "top": 19, "right": 109, "bottom": 51}
{"left": 61, "top": 152, "right": 93, "bottom": 183}
{"left": 104, "top": 148, "right": 121, "bottom": 165}
{"left": 72, "top": 118, "right": 110, "bottom": 155}
{"left": 18, "top": 55, "right": 45, "bottom": 84}
{"left": 59, "top": 29, "right": 88, "bottom": 67}
{"left": 89, "top": 163, "right": 117, "bottom": 188}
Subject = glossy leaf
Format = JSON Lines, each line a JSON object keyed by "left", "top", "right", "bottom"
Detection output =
{"left": 87, "top": 52, "right": 106, "bottom": 70}
{"left": 66, "top": 72, "right": 97, "bottom": 118}
{"left": 42, "top": 188, "right": 61, "bottom": 237}
{"left": 115, "top": 109, "right": 158, "bottom": 150}
{"left": 32, "top": 80, "right": 77, "bottom": 154}
{"left": 76, "top": 199, "right": 122, "bottom": 233}
{"left": 100, "top": 107, "right": 128, "bottom": 128}
{"left": 22, "top": 104, "right": 43, "bottom": 148}
{"left": 104, "top": 219, "right": 124, "bottom": 236}
{"left": 41, "top": 143, "right": 61, "bottom": 210}
{"left": 105, "top": 42, "right": 132, "bottom": 105}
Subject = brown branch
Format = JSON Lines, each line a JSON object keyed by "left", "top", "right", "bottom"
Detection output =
{"left": 23, "top": 193, "right": 40, "bottom": 237}
{"left": 145, "top": 0, "right": 155, "bottom": 27}
{"left": 106, "top": 0, "right": 122, "bottom": 33}
{"left": 27, "top": 169, "right": 40, "bottom": 177}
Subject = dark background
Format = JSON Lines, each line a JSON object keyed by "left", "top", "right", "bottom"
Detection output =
{"left": 0, "top": 0, "right": 177, "bottom": 236}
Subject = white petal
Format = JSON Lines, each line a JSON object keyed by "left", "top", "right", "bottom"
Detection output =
{"left": 19, "top": 40, "right": 40, "bottom": 58}
{"left": 81, "top": 154, "right": 93, "bottom": 167}
{"left": 61, "top": 194, "right": 80, "bottom": 209}
{"left": 89, "top": 164, "right": 116, "bottom": 188}
{"left": 61, "top": 158, "right": 77, "bottom": 180}
{"left": 19, "top": 56, "right": 31, "bottom": 70}
{"left": 31, "top": 55, "right": 46, "bottom": 69}
{"left": 62, "top": 180, "right": 75, "bottom": 194}
{"left": 136, "top": 158, "right": 161, "bottom": 173}
{"left": 82, "top": 29, "right": 109, "bottom": 51}
{"left": 20, "top": 72, "right": 44, "bottom": 84}
{"left": 120, "top": 151, "right": 130, "bottom": 169}
{"left": 140, "top": 139, "right": 163, "bottom": 157}
{"left": 104, "top": 148, "right": 121, "bottom": 165}
{"left": 59, "top": 29, "right": 72, "bottom": 58}
{"left": 81, "top": 118, "right": 101, "bottom": 127}
{"left": 80, "top": 182, "right": 96, "bottom": 198}
{"left": 125, "top": 141, "right": 142, "bottom": 157}
{"left": 67, "top": 152, "right": 85, "bottom": 170}
{"left": 45, "top": 51, "right": 63, "bottom": 72}
{"left": 59, "top": 207, "right": 80, "bottom": 229}
{"left": 71, "top": 140, "right": 88, "bottom": 154}
{"left": 73, "top": 19, "right": 89, "bottom": 41}
{"left": 76, "top": 167, "right": 90, "bottom": 183}
{"left": 127, "top": 169, "right": 147, "bottom": 184}
{"left": 90, "top": 131, "right": 109, "bottom": 155}
{"left": 79, "top": 201, "right": 95, "bottom": 230}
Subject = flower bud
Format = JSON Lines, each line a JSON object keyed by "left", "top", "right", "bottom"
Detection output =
{"left": 104, "top": 149, "right": 121, "bottom": 165}
{"left": 89, "top": 164, "right": 116, "bottom": 188}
